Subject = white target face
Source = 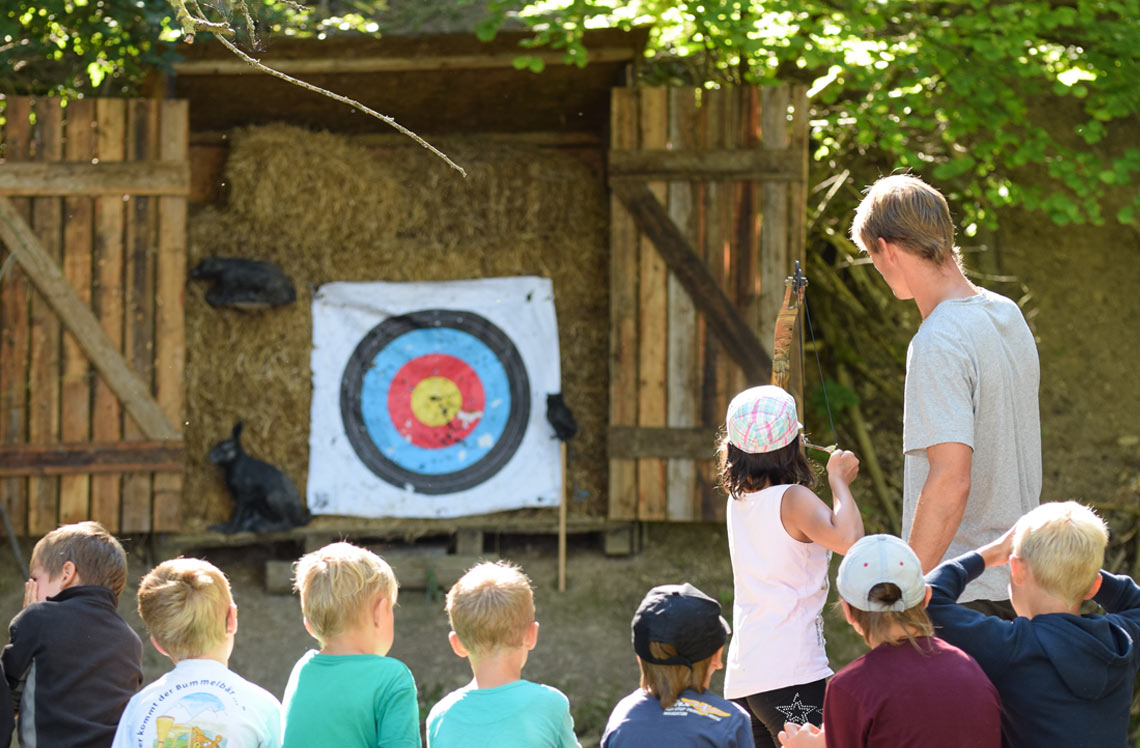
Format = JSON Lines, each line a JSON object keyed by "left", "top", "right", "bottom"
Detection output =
{"left": 307, "top": 278, "right": 562, "bottom": 518}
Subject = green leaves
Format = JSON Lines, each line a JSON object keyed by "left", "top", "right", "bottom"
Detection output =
{"left": 492, "top": 0, "right": 1140, "bottom": 230}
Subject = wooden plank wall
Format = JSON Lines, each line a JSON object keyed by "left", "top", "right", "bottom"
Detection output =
{"left": 0, "top": 97, "right": 187, "bottom": 535}
{"left": 608, "top": 85, "right": 808, "bottom": 523}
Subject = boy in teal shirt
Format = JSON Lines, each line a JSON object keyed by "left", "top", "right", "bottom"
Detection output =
{"left": 281, "top": 542, "right": 419, "bottom": 748}
{"left": 427, "top": 561, "right": 579, "bottom": 748}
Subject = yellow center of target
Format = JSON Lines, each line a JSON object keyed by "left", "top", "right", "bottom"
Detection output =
{"left": 410, "top": 376, "right": 463, "bottom": 427}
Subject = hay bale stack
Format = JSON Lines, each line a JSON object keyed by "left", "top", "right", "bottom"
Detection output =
{"left": 186, "top": 125, "right": 609, "bottom": 529}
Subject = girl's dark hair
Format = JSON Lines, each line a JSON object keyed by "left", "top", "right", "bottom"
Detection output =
{"left": 716, "top": 434, "right": 816, "bottom": 498}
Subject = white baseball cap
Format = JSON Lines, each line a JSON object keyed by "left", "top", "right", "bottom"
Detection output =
{"left": 838, "top": 534, "right": 927, "bottom": 612}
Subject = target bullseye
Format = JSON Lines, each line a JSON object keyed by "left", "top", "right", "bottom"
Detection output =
{"left": 411, "top": 377, "right": 463, "bottom": 427}
{"left": 340, "top": 309, "right": 530, "bottom": 494}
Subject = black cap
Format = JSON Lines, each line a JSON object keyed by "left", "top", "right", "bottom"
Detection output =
{"left": 631, "top": 583, "right": 731, "bottom": 668}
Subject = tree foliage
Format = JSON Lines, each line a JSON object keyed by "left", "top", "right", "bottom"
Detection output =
{"left": 476, "top": 0, "right": 1140, "bottom": 230}
{"left": 1, "top": 0, "right": 385, "bottom": 97}
{"left": 2, "top": 0, "right": 180, "bottom": 96}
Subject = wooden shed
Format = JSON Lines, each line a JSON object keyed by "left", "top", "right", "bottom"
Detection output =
{"left": 0, "top": 27, "right": 809, "bottom": 548}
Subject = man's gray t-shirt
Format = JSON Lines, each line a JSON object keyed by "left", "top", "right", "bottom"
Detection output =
{"left": 902, "top": 288, "right": 1041, "bottom": 602}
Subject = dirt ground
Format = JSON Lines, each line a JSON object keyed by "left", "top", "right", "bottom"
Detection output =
{"left": 0, "top": 525, "right": 864, "bottom": 746}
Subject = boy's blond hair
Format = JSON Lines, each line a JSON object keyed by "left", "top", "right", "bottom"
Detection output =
{"left": 446, "top": 561, "right": 534, "bottom": 655}
{"left": 1013, "top": 501, "right": 1108, "bottom": 607}
{"left": 138, "top": 558, "right": 233, "bottom": 661}
{"left": 294, "top": 542, "right": 398, "bottom": 647}
{"left": 638, "top": 642, "right": 715, "bottom": 710}
{"left": 851, "top": 174, "right": 959, "bottom": 265}
{"left": 31, "top": 521, "right": 128, "bottom": 599}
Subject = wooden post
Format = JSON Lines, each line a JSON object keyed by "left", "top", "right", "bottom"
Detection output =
{"left": 557, "top": 441, "right": 567, "bottom": 592}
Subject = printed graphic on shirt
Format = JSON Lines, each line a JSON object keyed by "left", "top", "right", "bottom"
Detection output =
{"left": 128, "top": 685, "right": 249, "bottom": 748}
{"left": 774, "top": 692, "right": 821, "bottom": 724}
{"left": 663, "top": 698, "right": 732, "bottom": 722}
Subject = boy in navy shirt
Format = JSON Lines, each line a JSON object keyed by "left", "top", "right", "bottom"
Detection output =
{"left": 601, "top": 583, "right": 751, "bottom": 748}
{"left": 927, "top": 501, "right": 1140, "bottom": 747}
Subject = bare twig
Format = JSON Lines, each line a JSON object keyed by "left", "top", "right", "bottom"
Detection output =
{"left": 168, "top": 0, "right": 467, "bottom": 177}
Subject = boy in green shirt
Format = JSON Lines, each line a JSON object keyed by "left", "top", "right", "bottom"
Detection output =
{"left": 427, "top": 561, "right": 579, "bottom": 748}
{"left": 281, "top": 542, "right": 419, "bottom": 748}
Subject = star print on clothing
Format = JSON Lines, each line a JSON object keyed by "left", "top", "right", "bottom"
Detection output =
{"left": 775, "top": 692, "right": 821, "bottom": 724}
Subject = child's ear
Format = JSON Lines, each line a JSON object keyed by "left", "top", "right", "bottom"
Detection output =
{"left": 57, "top": 560, "right": 79, "bottom": 590}
{"left": 150, "top": 635, "right": 170, "bottom": 658}
{"left": 921, "top": 585, "right": 933, "bottom": 609}
{"left": 372, "top": 595, "right": 392, "bottom": 627}
{"left": 1009, "top": 555, "right": 1028, "bottom": 586}
{"left": 523, "top": 621, "right": 539, "bottom": 650}
{"left": 302, "top": 616, "right": 316, "bottom": 640}
{"left": 226, "top": 604, "right": 238, "bottom": 636}
{"left": 448, "top": 631, "right": 468, "bottom": 658}
{"left": 1083, "top": 573, "right": 1103, "bottom": 601}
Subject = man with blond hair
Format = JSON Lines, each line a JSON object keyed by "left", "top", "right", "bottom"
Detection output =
{"left": 426, "top": 561, "right": 579, "bottom": 748}
{"left": 112, "top": 558, "right": 281, "bottom": 748}
{"left": 851, "top": 174, "right": 1041, "bottom": 617}
{"left": 281, "top": 542, "right": 418, "bottom": 748}
{"left": 927, "top": 501, "right": 1140, "bottom": 747}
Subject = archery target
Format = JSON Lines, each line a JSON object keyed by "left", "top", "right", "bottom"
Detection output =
{"left": 307, "top": 277, "right": 561, "bottom": 519}
{"left": 339, "top": 309, "right": 530, "bottom": 494}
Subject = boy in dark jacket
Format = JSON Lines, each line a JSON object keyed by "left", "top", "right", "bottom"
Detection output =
{"left": 3, "top": 521, "right": 143, "bottom": 748}
{"left": 927, "top": 501, "right": 1140, "bottom": 748}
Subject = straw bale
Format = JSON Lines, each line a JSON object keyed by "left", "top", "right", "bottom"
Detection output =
{"left": 185, "top": 124, "right": 609, "bottom": 529}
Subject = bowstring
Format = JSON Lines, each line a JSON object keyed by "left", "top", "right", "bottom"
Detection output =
{"left": 803, "top": 291, "right": 836, "bottom": 444}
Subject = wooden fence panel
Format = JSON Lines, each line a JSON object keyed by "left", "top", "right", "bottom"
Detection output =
{"left": 1, "top": 99, "right": 33, "bottom": 533}
{"left": 0, "top": 96, "right": 187, "bottom": 536}
{"left": 91, "top": 98, "right": 128, "bottom": 531}
{"left": 28, "top": 100, "right": 63, "bottom": 536}
{"left": 121, "top": 99, "right": 159, "bottom": 533}
{"left": 637, "top": 87, "right": 668, "bottom": 521}
{"left": 607, "top": 85, "right": 808, "bottom": 522}
{"left": 608, "top": 88, "right": 640, "bottom": 521}
{"left": 153, "top": 101, "right": 188, "bottom": 531}
{"left": 60, "top": 98, "right": 97, "bottom": 524}
{"left": 665, "top": 89, "right": 700, "bottom": 522}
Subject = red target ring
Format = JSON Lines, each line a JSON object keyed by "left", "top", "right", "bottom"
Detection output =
{"left": 387, "top": 354, "right": 485, "bottom": 448}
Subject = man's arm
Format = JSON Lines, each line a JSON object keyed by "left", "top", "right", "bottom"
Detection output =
{"left": 908, "top": 441, "right": 972, "bottom": 573}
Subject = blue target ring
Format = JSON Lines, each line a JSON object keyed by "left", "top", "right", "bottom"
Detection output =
{"left": 340, "top": 309, "right": 530, "bottom": 494}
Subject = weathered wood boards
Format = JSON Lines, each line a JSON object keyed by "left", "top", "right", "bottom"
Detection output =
{"left": 607, "top": 85, "right": 809, "bottom": 523}
{"left": 0, "top": 97, "right": 188, "bottom": 535}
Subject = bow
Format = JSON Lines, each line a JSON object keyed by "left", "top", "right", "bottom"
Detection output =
{"left": 771, "top": 261, "right": 835, "bottom": 454}
{"left": 771, "top": 261, "right": 807, "bottom": 392}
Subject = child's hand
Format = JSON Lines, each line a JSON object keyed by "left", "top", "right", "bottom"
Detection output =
{"left": 826, "top": 449, "right": 860, "bottom": 485}
{"left": 778, "top": 721, "right": 825, "bottom": 747}
{"left": 978, "top": 524, "right": 1017, "bottom": 568}
{"left": 23, "top": 578, "right": 38, "bottom": 609}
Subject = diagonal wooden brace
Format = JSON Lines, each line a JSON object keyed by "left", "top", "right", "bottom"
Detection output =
{"left": 0, "top": 196, "right": 181, "bottom": 440}
{"left": 611, "top": 180, "right": 773, "bottom": 384}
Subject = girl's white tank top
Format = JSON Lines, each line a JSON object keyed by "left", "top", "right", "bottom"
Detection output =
{"left": 723, "top": 483, "right": 833, "bottom": 698}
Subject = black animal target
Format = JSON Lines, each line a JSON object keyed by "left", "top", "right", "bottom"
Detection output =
{"left": 339, "top": 309, "right": 531, "bottom": 494}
